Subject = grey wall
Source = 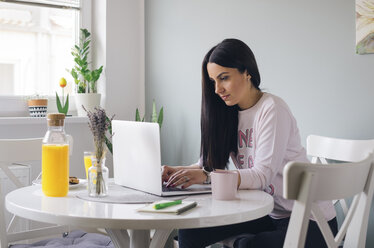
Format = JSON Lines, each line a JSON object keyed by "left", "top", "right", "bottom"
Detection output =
{"left": 145, "top": 0, "right": 374, "bottom": 246}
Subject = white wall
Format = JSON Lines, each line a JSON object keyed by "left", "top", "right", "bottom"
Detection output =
{"left": 145, "top": 0, "right": 374, "bottom": 246}
{"left": 145, "top": 0, "right": 374, "bottom": 161}
{"left": 95, "top": 0, "right": 145, "bottom": 121}
{"left": 90, "top": 0, "right": 145, "bottom": 178}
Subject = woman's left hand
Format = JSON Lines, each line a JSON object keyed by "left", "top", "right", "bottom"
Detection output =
{"left": 166, "top": 168, "right": 207, "bottom": 189}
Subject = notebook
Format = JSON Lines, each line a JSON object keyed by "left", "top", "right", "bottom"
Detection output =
{"left": 112, "top": 120, "right": 211, "bottom": 196}
{"left": 137, "top": 200, "right": 197, "bottom": 214}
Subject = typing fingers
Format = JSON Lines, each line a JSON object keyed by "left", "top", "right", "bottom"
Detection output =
{"left": 168, "top": 174, "right": 192, "bottom": 188}
{"left": 180, "top": 177, "right": 193, "bottom": 189}
{"left": 161, "top": 165, "right": 176, "bottom": 182}
{"left": 166, "top": 170, "right": 187, "bottom": 187}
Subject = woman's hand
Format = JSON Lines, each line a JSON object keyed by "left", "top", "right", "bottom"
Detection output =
{"left": 165, "top": 168, "right": 207, "bottom": 189}
{"left": 161, "top": 165, "right": 180, "bottom": 183}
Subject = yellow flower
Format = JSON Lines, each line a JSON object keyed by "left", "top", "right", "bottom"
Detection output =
{"left": 59, "top": 77, "right": 67, "bottom": 88}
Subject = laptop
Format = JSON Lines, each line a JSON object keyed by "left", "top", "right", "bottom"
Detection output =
{"left": 112, "top": 120, "right": 211, "bottom": 196}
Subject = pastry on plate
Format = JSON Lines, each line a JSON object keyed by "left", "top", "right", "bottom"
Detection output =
{"left": 69, "top": 176, "right": 79, "bottom": 184}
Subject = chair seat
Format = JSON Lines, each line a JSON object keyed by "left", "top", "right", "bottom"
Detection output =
{"left": 9, "top": 230, "right": 113, "bottom": 248}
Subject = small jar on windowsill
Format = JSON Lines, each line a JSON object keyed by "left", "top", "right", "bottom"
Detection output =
{"left": 27, "top": 98, "right": 48, "bottom": 117}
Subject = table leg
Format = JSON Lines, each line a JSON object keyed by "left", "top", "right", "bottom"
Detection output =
{"left": 150, "top": 229, "right": 173, "bottom": 248}
{"left": 105, "top": 228, "right": 130, "bottom": 248}
{"left": 129, "top": 229, "right": 150, "bottom": 248}
{"left": 106, "top": 228, "right": 172, "bottom": 248}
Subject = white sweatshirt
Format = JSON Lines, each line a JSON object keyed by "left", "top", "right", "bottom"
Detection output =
{"left": 201, "top": 93, "right": 336, "bottom": 220}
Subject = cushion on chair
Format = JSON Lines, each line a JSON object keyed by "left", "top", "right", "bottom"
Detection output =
{"left": 9, "top": 230, "right": 113, "bottom": 248}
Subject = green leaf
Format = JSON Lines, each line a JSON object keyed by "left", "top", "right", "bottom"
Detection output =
{"left": 104, "top": 136, "right": 112, "bottom": 154}
{"left": 135, "top": 108, "right": 141, "bottom": 121}
{"left": 151, "top": 100, "right": 157, "bottom": 123}
{"left": 82, "top": 54, "right": 88, "bottom": 62}
{"left": 56, "top": 92, "right": 63, "bottom": 113}
{"left": 104, "top": 113, "right": 113, "bottom": 154}
{"left": 81, "top": 28, "right": 90, "bottom": 38}
{"left": 81, "top": 67, "right": 89, "bottom": 74}
{"left": 78, "top": 84, "right": 86, "bottom": 93}
{"left": 106, "top": 116, "right": 112, "bottom": 135}
{"left": 74, "top": 57, "right": 82, "bottom": 66}
{"left": 89, "top": 81, "right": 96, "bottom": 93}
{"left": 83, "top": 40, "right": 90, "bottom": 50}
{"left": 61, "top": 94, "right": 69, "bottom": 115}
{"left": 84, "top": 72, "right": 92, "bottom": 82}
{"left": 83, "top": 47, "right": 89, "bottom": 55}
{"left": 56, "top": 93, "right": 69, "bottom": 115}
{"left": 71, "top": 69, "right": 78, "bottom": 80}
{"left": 141, "top": 116, "right": 145, "bottom": 122}
{"left": 91, "top": 66, "right": 103, "bottom": 82}
{"left": 157, "top": 107, "right": 163, "bottom": 128}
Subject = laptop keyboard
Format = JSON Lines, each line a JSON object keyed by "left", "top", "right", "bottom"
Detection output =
{"left": 162, "top": 184, "right": 211, "bottom": 192}
{"left": 162, "top": 185, "right": 188, "bottom": 192}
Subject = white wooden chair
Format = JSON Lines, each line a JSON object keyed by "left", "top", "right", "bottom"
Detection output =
{"left": 283, "top": 153, "right": 374, "bottom": 248}
{"left": 0, "top": 136, "right": 73, "bottom": 248}
{"left": 307, "top": 135, "right": 374, "bottom": 217}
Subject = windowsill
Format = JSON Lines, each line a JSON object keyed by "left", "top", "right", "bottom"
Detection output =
{"left": 0, "top": 95, "right": 79, "bottom": 119}
{"left": 0, "top": 116, "right": 88, "bottom": 125}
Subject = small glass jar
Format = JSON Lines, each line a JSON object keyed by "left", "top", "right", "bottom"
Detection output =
{"left": 42, "top": 113, "right": 69, "bottom": 197}
{"left": 88, "top": 156, "right": 109, "bottom": 197}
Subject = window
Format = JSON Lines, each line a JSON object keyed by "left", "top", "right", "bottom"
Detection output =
{"left": 0, "top": 0, "right": 81, "bottom": 96}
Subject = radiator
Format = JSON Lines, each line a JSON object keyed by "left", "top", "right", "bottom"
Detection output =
{"left": 0, "top": 165, "right": 31, "bottom": 232}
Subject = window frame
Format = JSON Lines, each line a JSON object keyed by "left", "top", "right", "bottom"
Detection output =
{"left": 0, "top": 0, "right": 91, "bottom": 117}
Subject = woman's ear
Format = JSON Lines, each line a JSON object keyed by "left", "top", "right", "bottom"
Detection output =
{"left": 247, "top": 74, "right": 252, "bottom": 82}
{"left": 244, "top": 70, "right": 251, "bottom": 81}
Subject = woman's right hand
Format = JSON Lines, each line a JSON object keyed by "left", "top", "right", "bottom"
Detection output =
{"left": 161, "top": 165, "right": 179, "bottom": 183}
{"left": 162, "top": 164, "right": 206, "bottom": 188}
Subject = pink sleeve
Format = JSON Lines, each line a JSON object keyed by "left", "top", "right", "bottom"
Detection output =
{"left": 238, "top": 105, "right": 291, "bottom": 189}
{"left": 197, "top": 156, "right": 203, "bottom": 168}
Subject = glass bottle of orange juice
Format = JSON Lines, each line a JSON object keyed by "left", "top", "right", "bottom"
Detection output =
{"left": 42, "top": 113, "right": 69, "bottom": 197}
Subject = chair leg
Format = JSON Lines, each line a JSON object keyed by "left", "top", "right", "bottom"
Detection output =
{"left": 284, "top": 172, "right": 315, "bottom": 248}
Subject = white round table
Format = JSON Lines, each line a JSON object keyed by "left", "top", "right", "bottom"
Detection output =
{"left": 6, "top": 185, "right": 273, "bottom": 248}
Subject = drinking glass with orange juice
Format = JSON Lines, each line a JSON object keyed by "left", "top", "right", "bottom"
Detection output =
{"left": 84, "top": 151, "right": 94, "bottom": 179}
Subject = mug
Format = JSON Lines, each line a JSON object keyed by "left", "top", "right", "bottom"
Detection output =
{"left": 211, "top": 170, "right": 238, "bottom": 200}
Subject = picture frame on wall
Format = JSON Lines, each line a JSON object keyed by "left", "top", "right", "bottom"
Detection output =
{"left": 356, "top": 0, "right": 374, "bottom": 54}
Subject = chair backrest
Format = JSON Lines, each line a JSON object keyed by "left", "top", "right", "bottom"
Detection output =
{"left": 306, "top": 135, "right": 374, "bottom": 217}
{"left": 0, "top": 136, "right": 74, "bottom": 163}
{"left": 307, "top": 135, "right": 374, "bottom": 163}
{"left": 0, "top": 136, "right": 73, "bottom": 248}
{"left": 283, "top": 154, "right": 374, "bottom": 248}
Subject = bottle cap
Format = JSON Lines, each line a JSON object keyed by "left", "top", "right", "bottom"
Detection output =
{"left": 47, "top": 113, "right": 65, "bottom": 126}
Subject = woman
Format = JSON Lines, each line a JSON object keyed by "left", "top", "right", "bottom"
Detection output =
{"left": 162, "top": 39, "right": 337, "bottom": 248}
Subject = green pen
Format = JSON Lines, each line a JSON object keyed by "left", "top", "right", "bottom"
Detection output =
{"left": 154, "top": 200, "right": 182, "bottom": 210}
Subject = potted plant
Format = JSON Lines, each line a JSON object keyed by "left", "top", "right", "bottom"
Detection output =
{"left": 69, "top": 28, "right": 103, "bottom": 116}
{"left": 56, "top": 77, "right": 69, "bottom": 115}
{"left": 135, "top": 100, "right": 164, "bottom": 128}
{"left": 26, "top": 94, "right": 48, "bottom": 117}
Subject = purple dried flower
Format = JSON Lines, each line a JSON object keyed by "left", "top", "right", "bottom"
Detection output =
{"left": 83, "top": 106, "right": 113, "bottom": 162}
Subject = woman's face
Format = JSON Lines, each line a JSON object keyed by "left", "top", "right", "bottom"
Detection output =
{"left": 207, "top": 62, "right": 256, "bottom": 109}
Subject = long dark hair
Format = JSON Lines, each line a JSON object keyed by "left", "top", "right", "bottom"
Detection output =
{"left": 201, "top": 39, "right": 261, "bottom": 170}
